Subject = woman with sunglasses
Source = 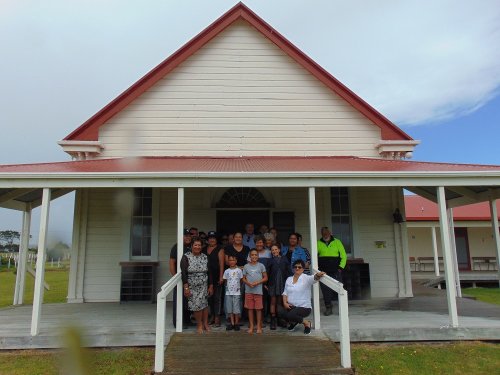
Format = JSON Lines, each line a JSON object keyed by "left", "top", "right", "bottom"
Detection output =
{"left": 281, "top": 259, "right": 325, "bottom": 334}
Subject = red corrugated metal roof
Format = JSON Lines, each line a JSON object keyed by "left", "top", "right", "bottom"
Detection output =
{"left": 2, "top": 156, "right": 500, "bottom": 174}
{"left": 405, "top": 195, "right": 500, "bottom": 221}
{"left": 63, "top": 2, "right": 412, "bottom": 142}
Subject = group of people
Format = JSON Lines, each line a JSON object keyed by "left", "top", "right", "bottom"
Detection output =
{"left": 169, "top": 224, "right": 347, "bottom": 335}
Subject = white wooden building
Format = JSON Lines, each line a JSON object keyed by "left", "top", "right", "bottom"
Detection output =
{"left": 1, "top": 3, "right": 500, "bottom": 338}
{"left": 406, "top": 195, "right": 500, "bottom": 274}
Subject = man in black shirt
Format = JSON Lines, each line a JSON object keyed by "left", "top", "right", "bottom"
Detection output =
{"left": 169, "top": 229, "right": 192, "bottom": 328}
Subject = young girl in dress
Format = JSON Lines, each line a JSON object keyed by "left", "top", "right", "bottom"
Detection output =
{"left": 267, "top": 244, "right": 291, "bottom": 330}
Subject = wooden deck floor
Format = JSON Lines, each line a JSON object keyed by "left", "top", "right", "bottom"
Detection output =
{"left": 1, "top": 291, "right": 500, "bottom": 350}
{"left": 161, "top": 332, "right": 352, "bottom": 375}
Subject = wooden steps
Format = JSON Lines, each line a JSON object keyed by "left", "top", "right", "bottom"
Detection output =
{"left": 160, "top": 332, "right": 353, "bottom": 375}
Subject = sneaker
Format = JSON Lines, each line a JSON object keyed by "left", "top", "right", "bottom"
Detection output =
{"left": 304, "top": 326, "right": 311, "bottom": 335}
{"left": 226, "top": 324, "right": 234, "bottom": 331}
{"left": 287, "top": 322, "right": 298, "bottom": 331}
{"left": 324, "top": 306, "right": 333, "bottom": 316}
{"left": 234, "top": 325, "right": 240, "bottom": 331}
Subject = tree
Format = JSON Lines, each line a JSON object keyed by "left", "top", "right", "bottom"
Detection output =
{"left": 0, "top": 230, "right": 21, "bottom": 252}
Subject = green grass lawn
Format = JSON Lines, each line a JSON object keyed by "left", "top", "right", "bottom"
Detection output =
{"left": 352, "top": 342, "right": 500, "bottom": 375}
{"left": 0, "top": 342, "right": 498, "bottom": 375}
{"left": 0, "top": 348, "right": 155, "bottom": 375}
{"left": 462, "top": 287, "right": 500, "bottom": 305}
{"left": 0, "top": 265, "right": 69, "bottom": 308}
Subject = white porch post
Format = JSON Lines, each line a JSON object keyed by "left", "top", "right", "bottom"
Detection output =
{"left": 437, "top": 186, "right": 458, "bottom": 327}
{"left": 431, "top": 227, "right": 440, "bottom": 276}
{"left": 67, "top": 189, "right": 82, "bottom": 303}
{"left": 14, "top": 208, "right": 31, "bottom": 305}
{"left": 489, "top": 199, "right": 500, "bottom": 287}
{"left": 31, "top": 188, "right": 51, "bottom": 335}
{"left": 176, "top": 187, "right": 184, "bottom": 332}
{"left": 308, "top": 187, "right": 321, "bottom": 329}
{"left": 447, "top": 208, "right": 462, "bottom": 297}
{"left": 397, "top": 188, "right": 413, "bottom": 297}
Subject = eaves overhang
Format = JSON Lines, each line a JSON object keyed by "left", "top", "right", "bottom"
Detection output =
{"left": 1, "top": 171, "right": 500, "bottom": 189}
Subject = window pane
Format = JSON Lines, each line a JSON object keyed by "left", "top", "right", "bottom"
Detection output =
{"left": 142, "top": 237, "right": 152, "bottom": 256}
{"left": 133, "top": 197, "right": 142, "bottom": 216}
{"left": 142, "top": 218, "right": 152, "bottom": 237}
{"left": 331, "top": 195, "right": 340, "bottom": 213}
{"left": 131, "top": 236, "right": 142, "bottom": 257}
{"left": 339, "top": 195, "right": 349, "bottom": 214}
{"left": 131, "top": 218, "right": 143, "bottom": 237}
{"left": 142, "top": 198, "right": 152, "bottom": 216}
{"left": 331, "top": 187, "right": 352, "bottom": 254}
{"left": 130, "top": 188, "right": 153, "bottom": 258}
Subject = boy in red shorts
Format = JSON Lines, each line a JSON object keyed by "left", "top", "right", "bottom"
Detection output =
{"left": 243, "top": 249, "right": 268, "bottom": 334}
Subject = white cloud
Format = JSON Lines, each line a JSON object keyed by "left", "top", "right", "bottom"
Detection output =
{"left": 295, "top": 1, "right": 500, "bottom": 125}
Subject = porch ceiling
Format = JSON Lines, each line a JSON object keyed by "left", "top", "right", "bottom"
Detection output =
{"left": 0, "top": 157, "right": 500, "bottom": 210}
{"left": 0, "top": 188, "right": 74, "bottom": 211}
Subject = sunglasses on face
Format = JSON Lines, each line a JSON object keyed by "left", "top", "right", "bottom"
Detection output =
{"left": 294, "top": 266, "right": 303, "bottom": 269}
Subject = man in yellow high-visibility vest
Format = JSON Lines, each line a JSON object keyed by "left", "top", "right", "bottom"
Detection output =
{"left": 317, "top": 227, "right": 347, "bottom": 316}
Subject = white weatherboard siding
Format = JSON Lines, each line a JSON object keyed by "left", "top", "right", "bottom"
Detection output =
{"left": 98, "top": 20, "right": 381, "bottom": 158}
{"left": 83, "top": 189, "right": 123, "bottom": 302}
{"left": 81, "top": 186, "right": 379, "bottom": 301}
{"left": 353, "top": 187, "right": 398, "bottom": 297}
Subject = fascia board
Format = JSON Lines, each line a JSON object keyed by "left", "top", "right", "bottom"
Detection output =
{"left": 1, "top": 173, "right": 500, "bottom": 189}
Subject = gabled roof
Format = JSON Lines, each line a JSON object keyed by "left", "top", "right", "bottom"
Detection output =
{"left": 64, "top": 2, "right": 412, "bottom": 142}
{"left": 405, "top": 195, "right": 500, "bottom": 221}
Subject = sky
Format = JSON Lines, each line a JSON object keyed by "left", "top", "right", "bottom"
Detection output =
{"left": 1, "top": 0, "right": 500, "bottom": 244}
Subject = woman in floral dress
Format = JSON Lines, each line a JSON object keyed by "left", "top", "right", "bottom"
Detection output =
{"left": 181, "top": 237, "right": 213, "bottom": 333}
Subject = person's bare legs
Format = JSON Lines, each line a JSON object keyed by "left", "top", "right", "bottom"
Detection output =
{"left": 202, "top": 308, "right": 210, "bottom": 332}
{"left": 247, "top": 309, "right": 254, "bottom": 334}
{"left": 193, "top": 311, "right": 203, "bottom": 334}
{"left": 256, "top": 309, "right": 263, "bottom": 334}
{"left": 229, "top": 313, "right": 235, "bottom": 326}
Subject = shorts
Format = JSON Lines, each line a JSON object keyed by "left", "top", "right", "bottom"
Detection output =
{"left": 244, "top": 293, "right": 263, "bottom": 310}
{"left": 224, "top": 294, "right": 241, "bottom": 315}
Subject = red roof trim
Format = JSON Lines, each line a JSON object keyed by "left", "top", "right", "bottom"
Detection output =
{"left": 65, "top": 2, "right": 412, "bottom": 141}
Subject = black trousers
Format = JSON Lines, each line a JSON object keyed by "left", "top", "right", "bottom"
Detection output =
{"left": 208, "top": 283, "right": 223, "bottom": 317}
{"left": 320, "top": 268, "right": 342, "bottom": 307}
{"left": 172, "top": 287, "right": 190, "bottom": 327}
{"left": 277, "top": 304, "right": 311, "bottom": 324}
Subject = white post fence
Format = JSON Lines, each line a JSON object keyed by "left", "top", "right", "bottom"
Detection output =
{"left": 154, "top": 273, "right": 182, "bottom": 373}
{"left": 313, "top": 268, "right": 351, "bottom": 369}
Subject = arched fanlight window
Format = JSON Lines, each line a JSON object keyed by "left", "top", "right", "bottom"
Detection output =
{"left": 216, "top": 187, "right": 270, "bottom": 208}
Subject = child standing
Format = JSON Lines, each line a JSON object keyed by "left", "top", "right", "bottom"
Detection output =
{"left": 267, "top": 244, "right": 291, "bottom": 330}
{"left": 223, "top": 255, "right": 244, "bottom": 331}
{"left": 243, "top": 249, "right": 268, "bottom": 334}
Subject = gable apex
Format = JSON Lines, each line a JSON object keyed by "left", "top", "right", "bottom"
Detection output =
{"left": 63, "top": 2, "right": 412, "bottom": 142}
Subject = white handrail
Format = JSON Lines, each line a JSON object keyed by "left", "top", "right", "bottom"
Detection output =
{"left": 313, "top": 269, "right": 351, "bottom": 369}
{"left": 155, "top": 273, "right": 182, "bottom": 373}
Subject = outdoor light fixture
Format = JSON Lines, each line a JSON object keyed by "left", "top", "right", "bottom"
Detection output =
{"left": 393, "top": 208, "right": 404, "bottom": 223}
